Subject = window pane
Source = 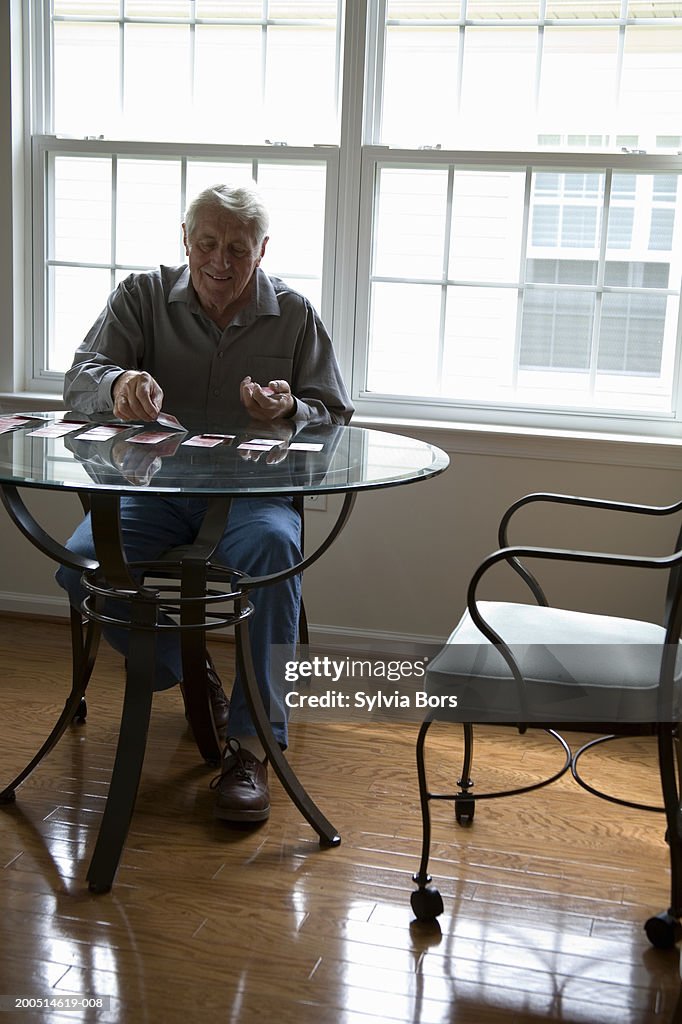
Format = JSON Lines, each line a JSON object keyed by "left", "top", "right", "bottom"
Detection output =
{"left": 442, "top": 287, "right": 518, "bottom": 398}
{"left": 195, "top": 1, "right": 262, "bottom": 15}
{"left": 49, "top": 266, "right": 112, "bottom": 373}
{"left": 257, "top": 163, "right": 327, "bottom": 284}
{"left": 268, "top": 1, "right": 337, "bottom": 17}
{"left": 520, "top": 288, "right": 595, "bottom": 370}
{"left": 374, "top": 168, "right": 448, "bottom": 280}
{"left": 263, "top": 26, "right": 338, "bottom": 143}
{"left": 126, "top": 0, "right": 192, "bottom": 14}
{"left": 628, "top": 1, "right": 682, "bottom": 18}
{"left": 448, "top": 170, "right": 525, "bottom": 283}
{"left": 123, "top": 25, "right": 192, "bottom": 140}
{"left": 459, "top": 29, "right": 537, "bottom": 148}
{"left": 598, "top": 292, "right": 666, "bottom": 374}
{"left": 116, "top": 160, "right": 182, "bottom": 267}
{"left": 367, "top": 283, "right": 442, "bottom": 396}
{"left": 194, "top": 27, "right": 263, "bottom": 143}
{"left": 529, "top": 172, "right": 604, "bottom": 254}
{"left": 546, "top": 1, "right": 621, "bottom": 14}
{"left": 620, "top": 27, "right": 682, "bottom": 136}
{"left": 382, "top": 27, "right": 458, "bottom": 147}
{"left": 53, "top": 157, "right": 111, "bottom": 265}
{"left": 539, "top": 29, "right": 619, "bottom": 136}
{"left": 186, "top": 162, "right": 256, "bottom": 206}
{"left": 53, "top": 22, "right": 119, "bottom": 137}
{"left": 649, "top": 208, "right": 675, "bottom": 250}
{"left": 53, "top": 1, "right": 119, "bottom": 16}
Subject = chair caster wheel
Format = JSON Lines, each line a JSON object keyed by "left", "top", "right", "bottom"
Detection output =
{"left": 72, "top": 698, "right": 87, "bottom": 724}
{"left": 455, "top": 798, "right": 475, "bottom": 825}
{"left": 644, "top": 912, "right": 682, "bottom": 949}
{"left": 410, "top": 886, "right": 444, "bottom": 922}
{"left": 0, "top": 788, "right": 16, "bottom": 804}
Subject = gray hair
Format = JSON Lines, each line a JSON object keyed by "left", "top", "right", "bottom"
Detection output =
{"left": 184, "top": 183, "right": 270, "bottom": 244}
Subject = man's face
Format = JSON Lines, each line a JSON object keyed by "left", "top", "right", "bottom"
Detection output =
{"left": 183, "top": 208, "right": 268, "bottom": 321}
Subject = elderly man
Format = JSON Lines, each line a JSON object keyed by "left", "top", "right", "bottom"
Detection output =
{"left": 56, "top": 182, "right": 353, "bottom": 824}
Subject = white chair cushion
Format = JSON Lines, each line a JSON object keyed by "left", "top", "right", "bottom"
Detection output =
{"left": 426, "top": 602, "right": 682, "bottom": 723}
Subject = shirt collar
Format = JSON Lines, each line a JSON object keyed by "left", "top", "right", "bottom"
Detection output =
{"left": 169, "top": 266, "right": 280, "bottom": 324}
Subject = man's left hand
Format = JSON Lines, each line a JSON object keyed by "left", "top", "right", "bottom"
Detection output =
{"left": 240, "top": 376, "right": 295, "bottom": 421}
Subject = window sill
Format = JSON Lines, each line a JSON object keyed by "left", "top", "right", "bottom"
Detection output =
{"left": 353, "top": 413, "right": 682, "bottom": 470}
{"left": 0, "top": 392, "right": 65, "bottom": 414}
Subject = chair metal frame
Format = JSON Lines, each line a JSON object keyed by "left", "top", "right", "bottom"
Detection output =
{"left": 411, "top": 494, "right": 682, "bottom": 950}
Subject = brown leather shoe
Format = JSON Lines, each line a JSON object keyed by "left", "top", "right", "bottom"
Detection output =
{"left": 210, "top": 739, "right": 270, "bottom": 823}
{"left": 181, "top": 654, "right": 230, "bottom": 739}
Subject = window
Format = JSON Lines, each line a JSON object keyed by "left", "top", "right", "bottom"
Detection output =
{"left": 23, "top": 0, "right": 682, "bottom": 436}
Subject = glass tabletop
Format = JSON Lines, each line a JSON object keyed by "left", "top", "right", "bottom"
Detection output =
{"left": 0, "top": 412, "right": 449, "bottom": 496}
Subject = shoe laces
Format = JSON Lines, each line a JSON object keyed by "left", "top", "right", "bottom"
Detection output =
{"left": 209, "top": 738, "right": 257, "bottom": 791}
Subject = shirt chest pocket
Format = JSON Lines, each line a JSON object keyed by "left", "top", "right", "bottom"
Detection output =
{"left": 244, "top": 355, "right": 294, "bottom": 387}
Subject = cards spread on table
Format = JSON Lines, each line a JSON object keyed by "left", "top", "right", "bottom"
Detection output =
{"left": 28, "top": 421, "right": 84, "bottom": 438}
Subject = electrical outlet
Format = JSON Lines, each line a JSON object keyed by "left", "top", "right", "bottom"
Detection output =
{"left": 304, "top": 494, "right": 327, "bottom": 511}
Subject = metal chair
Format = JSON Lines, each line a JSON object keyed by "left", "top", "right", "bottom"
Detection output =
{"left": 410, "top": 493, "right": 682, "bottom": 950}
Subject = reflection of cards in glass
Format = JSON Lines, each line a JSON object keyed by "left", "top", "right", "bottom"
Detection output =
{"left": 28, "top": 422, "right": 83, "bottom": 437}
{"left": 128, "top": 431, "right": 176, "bottom": 445}
{"left": 76, "top": 425, "right": 130, "bottom": 441}
{"left": 289, "top": 442, "right": 324, "bottom": 452}
{"left": 182, "top": 435, "right": 224, "bottom": 448}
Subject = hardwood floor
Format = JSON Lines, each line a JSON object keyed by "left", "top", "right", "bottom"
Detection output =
{"left": 0, "top": 616, "right": 679, "bottom": 1023}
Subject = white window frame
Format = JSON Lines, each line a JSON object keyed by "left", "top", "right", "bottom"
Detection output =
{"left": 353, "top": 146, "right": 682, "bottom": 437}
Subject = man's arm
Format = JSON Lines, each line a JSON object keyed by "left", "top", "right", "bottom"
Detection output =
{"left": 64, "top": 274, "right": 160, "bottom": 417}
{"left": 289, "top": 303, "right": 354, "bottom": 426}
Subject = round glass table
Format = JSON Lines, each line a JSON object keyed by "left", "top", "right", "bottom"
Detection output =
{"left": 0, "top": 411, "right": 449, "bottom": 892}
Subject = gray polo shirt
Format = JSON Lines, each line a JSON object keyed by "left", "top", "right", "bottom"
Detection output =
{"left": 63, "top": 265, "right": 354, "bottom": 427}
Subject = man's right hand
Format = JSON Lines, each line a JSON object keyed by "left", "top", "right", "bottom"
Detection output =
{"left": 112, "top": 370, "right": 164, "bottom": 422}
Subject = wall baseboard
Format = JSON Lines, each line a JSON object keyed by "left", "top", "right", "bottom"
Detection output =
{"left": 0, "top": 592, "right": 445, "bottom": 650}
{"left": 0, "top": 592, "right": 71, "bottom": 619}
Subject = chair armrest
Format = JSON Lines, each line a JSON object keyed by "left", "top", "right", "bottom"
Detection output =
{"left": 468, "top": 542, "right": 682, "bottom": 642}
{"left": 498, "top": 493, "right": 682, "bottom": 548}
{"left": 496, "top": 495, "right": 682, "bottom": 608}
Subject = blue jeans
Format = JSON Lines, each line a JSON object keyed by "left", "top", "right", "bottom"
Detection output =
{"left": 55, "top": 495, "right": 302, "bottom": 747}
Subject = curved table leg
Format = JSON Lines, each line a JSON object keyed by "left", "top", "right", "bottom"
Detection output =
{"left": 85, "top": 595, "right": 157, "bottom": 893}
{"left": 235, "top": 615, "right": 341, "bottom": 847}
